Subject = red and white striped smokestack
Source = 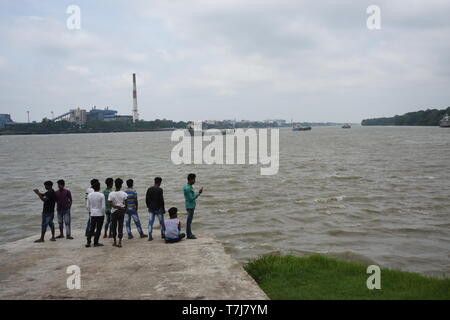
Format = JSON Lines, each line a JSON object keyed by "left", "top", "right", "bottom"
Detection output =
{"left": 132, "top": 73, "right": 139, "bottom": 122}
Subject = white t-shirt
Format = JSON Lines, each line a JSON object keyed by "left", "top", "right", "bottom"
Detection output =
{"left": 87, "top": 192, "right": 105, "bottom": 217}
{"left": 85, "top": 187, "right": 94, "bottom": 211}
{"left": 164, "top": 219, "right": 181, "bottom": 239}
{"left": 108, "top": 190, "right": 128, "bottom": 211}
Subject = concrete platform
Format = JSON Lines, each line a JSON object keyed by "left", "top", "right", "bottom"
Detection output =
{"left": 0, "top": 230, "right": 268, "bottom": 300}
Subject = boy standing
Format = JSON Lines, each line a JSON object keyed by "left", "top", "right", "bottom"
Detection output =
{"left": 183, "top": 173, "right": 203, "bottom": 239}
{"left": 164, "top": 207, "right": 186, "bottom": 243}
{"left": 55, "top": 179, "right": 73, "bottom": 239}
{"left": 124, "top": 179, "right": 146, "bottom": 239}
{"left": 86, "top": 180, "right": 105, "bottom": 247}
{"left": 108, "top": 178, "right": 128, "bottom": 248}
{"left": 146, "top": 176, "right": 165, "bottom": 241}
{"left": 103, "top": 178, "right": 114, "bottom": 238}
{"left": 33, "top": 181, "right": 57, "bottom": 243}
{"left": 85, "top": 179, "right": 97, "bottom": 237}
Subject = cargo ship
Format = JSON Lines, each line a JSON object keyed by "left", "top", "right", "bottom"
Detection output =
{"left": 292, "top": 125, "right": 311, "bottom": 131}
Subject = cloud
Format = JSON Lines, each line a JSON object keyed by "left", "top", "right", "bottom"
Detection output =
{"left": 0, "top": 1, "right": 449, "bottom": 122}
{"left": 65, "top": 65, "right": 91, "bottom": 76}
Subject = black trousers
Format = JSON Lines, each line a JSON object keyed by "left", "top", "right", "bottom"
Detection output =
{"left": 87, "top": 216, "right": 104, "bottom": 244}
{"left": 111, "top": 209, "right": 125, "bottom": 239}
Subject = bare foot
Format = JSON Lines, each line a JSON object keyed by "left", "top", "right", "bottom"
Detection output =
{"left": 34, "top": 239, "right": 44, "bottom": 243}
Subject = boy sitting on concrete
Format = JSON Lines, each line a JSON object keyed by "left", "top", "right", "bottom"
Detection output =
{"left": 164, "top": 207, "right": 186, "bottom": 243}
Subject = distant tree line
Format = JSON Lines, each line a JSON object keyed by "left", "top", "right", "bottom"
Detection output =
{"left": 205, "top": 121, "right": 289, "bottom": 129}
{"left": 0, "top": 119, "right": 188, "bottom": 135}
{"left": 361, "top": 107, "right": 450, "bottom": 126}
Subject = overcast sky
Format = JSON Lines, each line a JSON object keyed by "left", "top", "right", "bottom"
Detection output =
{"left": 0, "top": 0, "right": 449, "bottom": 123}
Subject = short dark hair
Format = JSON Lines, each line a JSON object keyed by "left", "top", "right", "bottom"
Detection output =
{"left": 187, "top": 173, "right": 196, "bottom": 181}
{"left": 92, "top": 180, "right": 101, "bottom": 192}
{"left": 168, "top": 207, "right": 178, "bottom": 218}
{"left": 155, "top": 177, "right": 162, "bottom": 185}
{"left": 126, "top": 179, "right": 134, "bottom": 188}
{"left": 105, "top": 178, "right": 114, "bottom": 187}
{"left": 57, "top": 179, "right": 65, "bottom": 186}
{"left": 44, "top": 180, "right": 53, "bottom": 188}
{"left": 115, "top": 178, "right": 123, "bottom": 189}
{"left": 90, "top": 179, "right": 99, "bottom": 187}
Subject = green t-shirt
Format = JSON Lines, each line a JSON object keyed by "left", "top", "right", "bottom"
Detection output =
{"left": 183, "top": 184, "right": 200, "bottom": 209}
{"left": 103, "top": 188, "right": 113, "bottom": 212}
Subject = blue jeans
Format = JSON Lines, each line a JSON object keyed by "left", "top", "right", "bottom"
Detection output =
{"left": 186, "top": 208, "right": 195, "bottom": 237}
{"left": 148, "top": 208, "right": 165, "bottom": 238}
{"left": 165, "top": 233, "right": 186, "bottom": 243}
{"left": 41, "top": 212, "right": 55, "bottom": 235}
{"left": 126, "top": 209, "right": 144, "bottom": 236}
{"left": 57, "top": 209, "right": 71, "bottom": 237}
{"left": 104, "top": 210, "right": 112, "bottom": 235}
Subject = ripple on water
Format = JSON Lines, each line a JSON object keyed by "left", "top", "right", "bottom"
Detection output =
{"left": 1, "top": 128, "right": 449, "bottom": 276}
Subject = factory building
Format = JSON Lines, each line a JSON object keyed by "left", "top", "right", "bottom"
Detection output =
{"left": 53, "top": 73, "right": 138, "bottom": 124}
{"left": 67, "top": 108, "right": 87, "bottom": 124}
{"left": 0, "top": 114, "right": 14, "bottom": 128}
{"left": 86, "top": 107, "right": 118, "bottom": 121}
{"left": 52, "top": 107, "right": 132, "bottom": 124}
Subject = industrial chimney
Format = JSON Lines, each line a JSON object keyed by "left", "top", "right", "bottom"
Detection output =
{"left": 132, "top": 73, "right": 139, "bottom": 122}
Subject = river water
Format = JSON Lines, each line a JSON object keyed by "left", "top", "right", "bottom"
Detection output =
{"left": 0, "top": 126, "right": 448, "bottom": 277}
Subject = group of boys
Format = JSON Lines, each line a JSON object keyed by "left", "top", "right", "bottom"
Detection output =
{"left": 34, "top": 173, "right": 203, "bottom": 248}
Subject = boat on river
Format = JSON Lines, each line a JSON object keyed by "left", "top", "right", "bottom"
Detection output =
{"left": 292, "top": 125, "right": 311, "bottom": 131}
{"left": 439, "top": 114, "right": 450, "bottom": 127}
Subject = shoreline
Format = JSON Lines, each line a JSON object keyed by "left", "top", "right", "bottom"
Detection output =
{"left": 0, "top": 128, "right": 177, "bottom": 136}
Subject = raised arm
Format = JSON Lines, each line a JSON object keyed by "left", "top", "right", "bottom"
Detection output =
{"left": 184, "top": 187, "right": 199, "bottom": 202}
{"left": 34, "top": 189, "right": 46, "bottom": 202}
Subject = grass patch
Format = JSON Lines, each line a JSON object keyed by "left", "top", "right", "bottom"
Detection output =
{"left": 244, "top": 254, "right": 450, "bottom": 300}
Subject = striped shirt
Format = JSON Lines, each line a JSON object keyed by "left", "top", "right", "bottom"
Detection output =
{"left": 125, "top": 188, "right": 138, "bottom": 209}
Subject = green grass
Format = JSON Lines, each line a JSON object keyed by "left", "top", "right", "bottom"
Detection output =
{"left": 244, "top": 254, "right": 450, "bottom": 300}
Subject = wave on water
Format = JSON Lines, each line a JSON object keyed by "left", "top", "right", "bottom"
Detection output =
{"left": 327, "top": 229, "right": 367, "bottom": 237}
{"left": 314, "top": 195, "right": 346, "bottom": 203}
{"left": 326, "top": 251, "right": 378, "bottom": 265}
{"left": 330, "top": 175, "right": 363, "bottom": 180}
{"left": 224, "top": 179, "right": 241, "bottom": 184}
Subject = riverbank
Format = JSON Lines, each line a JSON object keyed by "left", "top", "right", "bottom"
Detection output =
{"left": 0, "top": 230, "right": 268, "bottom": 300}
{"left": 0, "top": 127, "right": 177, "bottom": 136}
{"left": 244, "top": 255, "right": 450, "bottom": 300}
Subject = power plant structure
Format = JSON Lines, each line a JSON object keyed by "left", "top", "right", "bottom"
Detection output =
{"left": 0, "top": 114, "right": 14, "bottom": 128}
{"left": 132, "top": 73, "right": 139, "bottom": 122}
{"left": 48, "top": 73, "right": 140, "bottom": 124}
